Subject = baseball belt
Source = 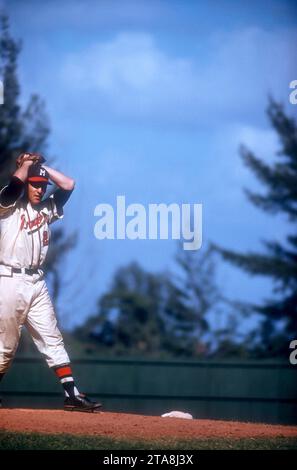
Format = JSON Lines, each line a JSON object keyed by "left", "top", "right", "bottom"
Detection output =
{"left": 11, "top": 267, "right": 40, "bottom": 276}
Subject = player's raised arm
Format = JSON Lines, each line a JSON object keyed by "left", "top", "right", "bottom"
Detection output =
{"left": 0, "top": 155, "right": 37, "bottom": 209}
{"left": 14, "top": 159, "right": 34, "bottom": 182}
{"left": 42, "top": 165, "right": 76, "bottom": 213}
{"left": 42, "top": 165, "right": 75, "bottom": 191}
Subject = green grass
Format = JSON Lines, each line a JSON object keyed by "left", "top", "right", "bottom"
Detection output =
{"left": 0, "top": 431, "right": 296, "bottom": 450}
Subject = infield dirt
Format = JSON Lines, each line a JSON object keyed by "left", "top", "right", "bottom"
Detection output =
{"left": 1, "top": 409, "right": 297, "bottom": 440}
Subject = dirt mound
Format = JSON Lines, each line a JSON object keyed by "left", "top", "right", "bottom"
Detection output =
{"left": 1, "top": 409, "right": 297, "bottom": 440}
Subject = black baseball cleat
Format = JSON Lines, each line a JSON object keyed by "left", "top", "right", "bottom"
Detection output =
{"left": 64, "top": 393, "right": 102, "bottom": 412}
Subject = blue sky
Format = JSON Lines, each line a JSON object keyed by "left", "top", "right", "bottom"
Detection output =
{"left": 2, "top": 0, "right": 297, "bottom": 331}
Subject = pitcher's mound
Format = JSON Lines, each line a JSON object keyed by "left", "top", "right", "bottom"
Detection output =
{"left": 1, "top": 409, "right": 297, "bottom": 440}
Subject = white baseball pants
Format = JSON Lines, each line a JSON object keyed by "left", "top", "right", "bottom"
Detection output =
{"left": 0, "top": 269, "right": 70, "bottom": 373}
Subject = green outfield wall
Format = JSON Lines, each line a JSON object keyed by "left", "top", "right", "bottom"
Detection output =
{"left": 1, "top": 358, "right": 296, "bottom": 424}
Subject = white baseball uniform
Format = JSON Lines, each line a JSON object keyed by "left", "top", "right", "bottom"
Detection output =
{"left": 0, "top": 185, "right": 70, "bottom": 373}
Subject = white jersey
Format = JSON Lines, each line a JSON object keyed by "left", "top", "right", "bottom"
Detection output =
{"left": 0, "top": 186, "right": 63, "bottom": 269}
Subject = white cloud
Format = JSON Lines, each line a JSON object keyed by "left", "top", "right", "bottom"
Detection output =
{"left": 60, "top": 32, "right": 195, "bottom": 122}
{"left": 63, "top": 34, "right": 161, "bottom": 91}
{"left": 59, "top": 27, "right": 296, "bottom": 126}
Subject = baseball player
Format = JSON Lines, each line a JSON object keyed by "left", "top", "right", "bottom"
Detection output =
{"left": 0, "top": 153, "right": 102, "bottom": 412}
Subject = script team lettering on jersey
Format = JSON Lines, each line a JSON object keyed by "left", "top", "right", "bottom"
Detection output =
{"left": 20, "top": 212, "right": 49, "bottom": 232}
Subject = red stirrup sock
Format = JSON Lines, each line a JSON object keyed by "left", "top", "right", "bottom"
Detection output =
{"left": 53, "top": 364, "right": 80, "bottom": 398}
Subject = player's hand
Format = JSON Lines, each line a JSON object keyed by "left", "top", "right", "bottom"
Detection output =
{"left": 22, "top": 158, "right": 35, "bottom": 167}
{"left": 16, "top": 152, "right": 46, "bottom": 169}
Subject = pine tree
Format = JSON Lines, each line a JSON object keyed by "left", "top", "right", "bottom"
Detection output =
{"left": 161, "top": 244, "right": 216, "bottom": 356}
{"left": 76, "top": 262, "right": 166, "bottom": 357}
{"left": 75, "top": 245, "right": 220, "bottom": 358}
{"left": 216, "top": 99, "right": 297, "bottom": 355}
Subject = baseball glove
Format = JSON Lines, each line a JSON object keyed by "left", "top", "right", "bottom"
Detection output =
{"left": 16, "top": 152, "right": 45, "bottom": 168}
